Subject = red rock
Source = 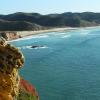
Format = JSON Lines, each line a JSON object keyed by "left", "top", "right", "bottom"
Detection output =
{"left": 20, "top": 78, "right": 39, "bottom": 100}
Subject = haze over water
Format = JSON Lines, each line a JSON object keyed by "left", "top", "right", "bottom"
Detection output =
{"left": 11, "top": 27, "right": 100, "bottom": 100}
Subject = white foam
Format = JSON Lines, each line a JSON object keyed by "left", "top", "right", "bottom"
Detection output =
{"left": 8, "top": 34, "right": 49, "bottom": 42}
{"left": 8, "top": 36, "right": 34, "bottom": 42}
{"left": 80, "top": 32, "right": 89, "bottom": 35}
{"left": 60, "top": 33, "right": 66, "bottom": 35}
{"left": 34, "top": 46, "right": 48, "bottom": 49}
{"left": 61, "top": 34, "right": 71, "bottom": 38}
{"left": 34, "top": 35, "right": 49, "bottom": 38}
{"left": 51, "top": 32, "right": 66, "bottom": 36}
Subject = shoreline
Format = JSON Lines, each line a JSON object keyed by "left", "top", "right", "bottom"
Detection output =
{"left": 6, "top": 26, "right": 100, "bottom": 42}
{"left": 7, "top": 27, "right": 77, "bottom": 42}
{"left": 14, "top": 26, "right": 100, "bottom": 37}
{"left": 17, "top": 27, "right": 78, "bottom": 37}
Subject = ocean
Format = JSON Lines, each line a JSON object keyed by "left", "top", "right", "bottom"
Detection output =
{"left": 10, "top": 27, "right": 100, "bottom": 100}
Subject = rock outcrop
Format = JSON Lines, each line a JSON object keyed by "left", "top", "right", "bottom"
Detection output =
{"left": 0, "top": 38, "right": 39, "bottom": 100}
{"left": 0, "top": 32, "right": 21, "bottom": 41}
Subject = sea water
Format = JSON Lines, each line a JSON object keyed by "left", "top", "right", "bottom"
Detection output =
{"left": 10, "top": 27, "right": 100, "bottom": 100}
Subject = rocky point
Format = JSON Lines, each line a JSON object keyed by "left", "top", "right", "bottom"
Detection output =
{"left": 0, "top": 37, "right": 39, "bottom": 100}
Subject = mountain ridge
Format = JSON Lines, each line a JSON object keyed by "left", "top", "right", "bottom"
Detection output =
{"left": 0, "top": 12, "right": 99, "bottom": 31}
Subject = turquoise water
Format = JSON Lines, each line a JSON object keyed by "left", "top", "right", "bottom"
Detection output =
{"left": 11, "top": 27, "right": 100, "bottom": 100}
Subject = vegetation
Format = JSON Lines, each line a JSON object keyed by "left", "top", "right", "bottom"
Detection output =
{"left": 0, "top": 12, "right": 100, "bottom": 30}
{"left": 0, "top": 38, "right": 39, "bottom": 100}
{"left": 17, "top": 89, "right": 38, "bottom": 100}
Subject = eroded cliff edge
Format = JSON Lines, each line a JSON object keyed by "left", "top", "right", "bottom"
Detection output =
{"left": 0, "top": 38, "right": 39, "bottom": 100}
{"left": 0, "top": 32, "right": 21, "bottom": 41}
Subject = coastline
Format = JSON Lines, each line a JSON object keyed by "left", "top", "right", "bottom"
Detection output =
{"left": 17, "top": 27, "right": 78, "bottom": 37}
{"left": 3, "top": 26, "right": 100, "bottom": 42}
{"left": 7, "top": 27, "right": 77, "bottom": 42}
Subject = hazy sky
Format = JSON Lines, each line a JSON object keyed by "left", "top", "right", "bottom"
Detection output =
{"left": 0, "top": 0, "right": 100, "bottom": 14}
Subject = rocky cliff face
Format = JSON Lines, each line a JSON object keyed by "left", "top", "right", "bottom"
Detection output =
{"left": 0, "top": 38, "right": 39, "bottom": 100}
{"left": 0, "top": 32, "right": 20, "bottom": 40}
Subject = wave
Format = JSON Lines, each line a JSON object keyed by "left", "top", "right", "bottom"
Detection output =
{"left": 54, "top": 32, "right": 66, "bottom": 35}
{"left": 8, "top": 36, "right": 35, "bottom": 42}
{"left": 61, "top": 34, "right": 71, "bottom": 38}
{"left": 33, "top": 35, "right": 49, "bottom": 38}
{"left": 9, "top": 34, "right": 49, "bottom": 42}
{"left": 80, "top": 32, "right": 90, "bottom": 35}
{"left": 33, "top": 46, "right": 48, "bottom": 49}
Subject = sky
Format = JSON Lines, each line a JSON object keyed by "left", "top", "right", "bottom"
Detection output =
{"left": 0, "top": 0, "right": 100, "bottom": 14}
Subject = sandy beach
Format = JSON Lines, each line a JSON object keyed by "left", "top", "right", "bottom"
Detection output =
{"left": 7, "top": 26, "right": 100, "bottom": 42}
{"left": 17, "top": 27, "right": 78, "bottom": 38}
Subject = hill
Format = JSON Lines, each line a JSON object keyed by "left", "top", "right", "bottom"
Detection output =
{"left": 0, "top": 12, "right": 99, "bottom": 31}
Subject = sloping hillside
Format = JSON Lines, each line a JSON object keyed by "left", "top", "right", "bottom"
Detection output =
{"left": 0, "top": 12, "right": 99, "bottom": 30}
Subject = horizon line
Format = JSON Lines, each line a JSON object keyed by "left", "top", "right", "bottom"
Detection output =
{"left": 1, "top": 11, "right": 100, "bottom": 15}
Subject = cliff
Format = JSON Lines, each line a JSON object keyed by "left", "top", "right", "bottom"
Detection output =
{"left": 0, "top": 38, "right": 39, "bottom": 100}
{"left": 0, "top": 31, "right": 20, "bottom": 40}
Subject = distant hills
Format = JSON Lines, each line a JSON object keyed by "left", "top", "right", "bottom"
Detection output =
{"left": 0, "top": 12, "right": 100, "bottom": 31}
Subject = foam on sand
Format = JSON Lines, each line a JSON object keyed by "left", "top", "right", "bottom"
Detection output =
{"left": 8, "top": 34, "right": 49, "bottom": 43}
